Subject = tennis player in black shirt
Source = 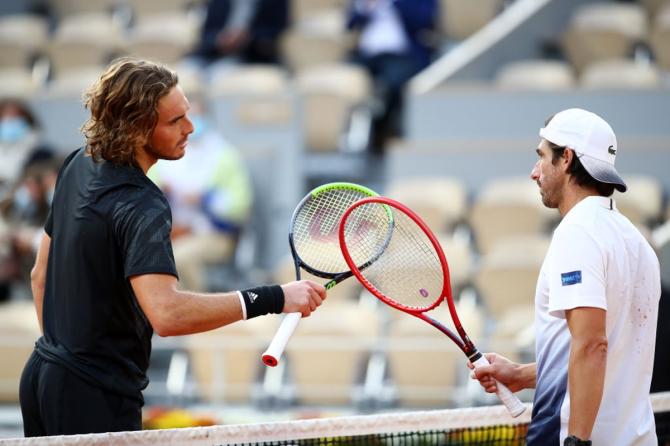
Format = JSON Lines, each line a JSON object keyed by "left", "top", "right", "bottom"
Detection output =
{"left": 18, "top": 58, "right": 327, "bottom": 437}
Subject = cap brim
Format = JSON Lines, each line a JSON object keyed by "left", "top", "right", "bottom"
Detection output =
{"left": 578, "top": 154, "right": 627, "bottom": 192}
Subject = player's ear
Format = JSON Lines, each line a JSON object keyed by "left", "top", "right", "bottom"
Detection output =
{"left": 561, "top": 148, "right": 575, "bottom": 172}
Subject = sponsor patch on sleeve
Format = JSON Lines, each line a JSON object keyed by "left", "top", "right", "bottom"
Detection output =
{"left": 561, "top": 270, "right": 582, "bottom": 286}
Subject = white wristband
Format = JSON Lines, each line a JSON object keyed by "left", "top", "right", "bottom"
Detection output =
{"left": 237, "top": 291, "right": 247, "bottom": 320}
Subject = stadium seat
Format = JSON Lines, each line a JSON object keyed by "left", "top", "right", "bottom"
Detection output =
{"left": 474, "top": 235, "right": 549, "bottom": 320}
{"left": 495, "top": 59, "right": 576, "bottom": 90}
{"left": 0, "top": 68, "right": 39, "bottom": 98}
{"left": 437, "top": 234, "right": 473, "bottom": 297}
{"left": 0, "top": 301, "right": 41, "bottom": 402}
{"left": 125, "top": 0, "right": 193, "bottom": 24}
{"left": 0, "top": 41, "right": 36, "bottom": 70}
{"left": 386, "top": 300, "right": 483, "bottom": 407}
{"left": 47, "top": 13, "right": 123, "bottom": 78}
{"left": 124, "top": 13, "right": 199, "bottom": 65}
{"left": 439, "top": 0, "right": 504, "bottom": 41}
{"left": 383, "top": 176, "right": 473, "bottom": 294}
{"left": 580, "top": 59, "right": 661, "bottom": 90}
{"left": 488, "top": 303, "right": 535, "bottom": 350}
{"left": 295, "top": 63, "right": 372, "bottom": 152}
{"left": 0, "top": 14, "right": 48, "bottom": 71}
{"left": 208, "top": 65, "right": 292, "bottom": 127}
{"left": 469, "top": 177, "right": 555, "bottom": 255}
{"left": 650, "top": 3, "right": 670, "bottom": 71}
{"left": 385, "top": 176, "right": 469, "bottom": 234}
{"left": 0, "top": 14, "right": 49, "bottom": 50}
{"left": 185, "top": 316, "right": 279, "bottom": 404}
{"left": 173, "top": 63, "right": 205, "bottom": 98}
{"left": 291, "top": 0, "right": 346, "bottom": 23}
{"left": 44, "top": 66, "right": 102, "bottom": 98}
{"left": 48, "top": 0, "right": 118, "bottom": 17}
{"left": 614, "top": 175, "right": 664, "bottom": 227}
{"left": 281, "top": 26, "right": 353, "bottom": 73}
{"left": 561, "top": 3, "right": 649, "bottom": 73}
{"left": 286, "top": 301, "right": 381, "bottom": 406}
{"left": 210, "top": 65, "right": 289, "bottom": 95}
{"left": 640, "top": 0, "right": 670, "bottom": 17}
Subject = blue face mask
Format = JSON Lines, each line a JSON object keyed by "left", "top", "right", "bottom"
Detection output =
{"left": 190, "top": 115, "right": 208, "bottom": 140}
{"left": 0, "top": 117, "right": 30, "bottom": 143}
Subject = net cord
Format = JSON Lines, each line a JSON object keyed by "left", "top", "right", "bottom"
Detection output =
{"left": 4, "top": 392, "right": 670, "bottom": 446}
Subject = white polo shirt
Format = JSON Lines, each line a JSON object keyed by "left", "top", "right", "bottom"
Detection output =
{"left": 528, "top": 196, "right": 660, "bottom": 446}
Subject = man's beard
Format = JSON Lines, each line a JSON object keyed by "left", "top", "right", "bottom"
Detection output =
{"left": 144, "top": 143, "right": 184, "bottom": 161}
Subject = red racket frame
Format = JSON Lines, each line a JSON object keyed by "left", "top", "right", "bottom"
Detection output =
{"left": 338, "top": 196, "right": 479, "bottom": 359}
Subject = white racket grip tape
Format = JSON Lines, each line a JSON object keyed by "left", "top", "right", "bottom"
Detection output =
{"left": 261, "top": 312, "right": 301, "bottom": 367}
{"left": 472, "top": 356, "right": 526, "bottom": 418}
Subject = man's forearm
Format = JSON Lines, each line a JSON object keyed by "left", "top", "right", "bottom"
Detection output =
{"left": 567, "top": 337, "right": 607, "bottom": 439}
{"left": 517, "top": 362, "right": 537, "bottom": 390}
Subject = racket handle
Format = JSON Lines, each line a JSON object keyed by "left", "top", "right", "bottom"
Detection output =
{"left": 472, "top": 356, "right": 526, "bottom": 418}
{"left": 261, "top": 312, "right": 301, "bottom": 367}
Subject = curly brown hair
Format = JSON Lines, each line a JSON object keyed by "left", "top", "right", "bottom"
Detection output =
{"left": 82, "top": 58, "right": 178, "bottom": 167}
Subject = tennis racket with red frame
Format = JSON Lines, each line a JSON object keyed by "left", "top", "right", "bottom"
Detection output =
{"left": 338, "top": 196, "right": 526, "bottom": 417}
{"left": 261, "top": 182, "right": 383, "bottom": 367}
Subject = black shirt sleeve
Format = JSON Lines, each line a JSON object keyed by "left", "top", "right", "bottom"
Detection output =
{"left": 112, "top": 188, "right": 178, "bottom": 279}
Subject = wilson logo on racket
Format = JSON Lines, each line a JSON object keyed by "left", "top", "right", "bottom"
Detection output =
{"left": 309, "top": 209, "right": 339, "bottom": 241}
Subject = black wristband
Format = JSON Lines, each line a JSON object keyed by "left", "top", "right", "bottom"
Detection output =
{"left": 240, "top": 285, "right": 285, "bottom": 319}
{"left": 564, "top": 435, "right": 591, "bottom": 446}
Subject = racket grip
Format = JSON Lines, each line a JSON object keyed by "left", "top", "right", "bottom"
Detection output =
{"left": 472, "top": 356, "right": 526, "bottom": 418}
{"left": 261, "top": 312, "right": 301, "bottom": 367}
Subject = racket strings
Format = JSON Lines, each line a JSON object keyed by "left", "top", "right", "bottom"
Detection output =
{"left": 344, "top": 203, "right": 445, "bottom": 311}
{"left": 293, "top": 187, "right": 373, "bottom": 274}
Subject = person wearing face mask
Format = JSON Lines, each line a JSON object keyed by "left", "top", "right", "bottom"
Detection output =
{"left": 0, "top": 98, "right": 55, "bottom": 301}
{"left": 0, "top": 99, "right": 54, "bottom": 199}
{"left": 148, "top": 94, "right": 253, "bottom": 292}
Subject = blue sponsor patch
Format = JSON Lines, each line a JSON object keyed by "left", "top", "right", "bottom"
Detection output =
{"left": 561, "top": 270, "right": 582, "bottom": 286}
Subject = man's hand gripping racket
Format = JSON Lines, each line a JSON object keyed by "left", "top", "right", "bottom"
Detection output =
{"left": 338, "top": 196, "right": 526, "bottom": 417}
{"left": 261, "top": 182, "right": 382, "bottom": 367}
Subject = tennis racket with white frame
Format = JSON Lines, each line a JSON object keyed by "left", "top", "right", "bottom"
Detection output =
{"left": 338, "top": 196, "right": 526, "bottom": 417}
{"left": 261, "top": 182, "right": 382, "bottom": 367}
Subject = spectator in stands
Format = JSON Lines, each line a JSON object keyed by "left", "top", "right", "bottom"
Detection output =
{"left": 346, "top": 0, "right": 438, "bottom": 152}
{"left": 192, "top": 0, "right": 289, "bottom": 70}
{"left": 469, "top": 108, "right": 660, "bottom": 445}
{"left": 0, "top": 98, "right": 55, "bottom": 302}
{"left": 0, "top": 155, "right": 60, "bottom": 298}
{"left": 0, "top": 98, "right": 53, "bottom": 200}
{"left": 148, "top": 94, "right": 253, "bottom": 292}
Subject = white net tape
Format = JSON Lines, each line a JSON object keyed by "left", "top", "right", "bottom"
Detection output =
{"left": 3, "top": 392, "right": 669, "bottom": 446}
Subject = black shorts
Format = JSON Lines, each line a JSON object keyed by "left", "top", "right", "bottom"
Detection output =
{"left": 19, "top": 351, "right": 142, "bottom": 437}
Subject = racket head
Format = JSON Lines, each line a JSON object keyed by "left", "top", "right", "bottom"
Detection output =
{"left": 338, "top": 196, "right": 455, "bottom": 314}
{"left": 289, "top": 182, "right": 378, "bottom": 278}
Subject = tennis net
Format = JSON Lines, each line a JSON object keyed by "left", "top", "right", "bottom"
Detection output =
{"left": 4, "top": 392, "right": 669, "bottom": 445}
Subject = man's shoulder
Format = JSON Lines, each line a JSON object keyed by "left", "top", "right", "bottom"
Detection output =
{"left": 112, "top": 183, "right": 168, "bottom": 214}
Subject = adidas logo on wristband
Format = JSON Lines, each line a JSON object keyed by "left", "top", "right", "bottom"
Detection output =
{"left": 241, "top": 285, "right": 284, "bottom": 319}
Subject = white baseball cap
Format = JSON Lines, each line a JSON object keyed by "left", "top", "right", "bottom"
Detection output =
{"left": 539, "top": 108, "right": 627, "bottom": 192}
